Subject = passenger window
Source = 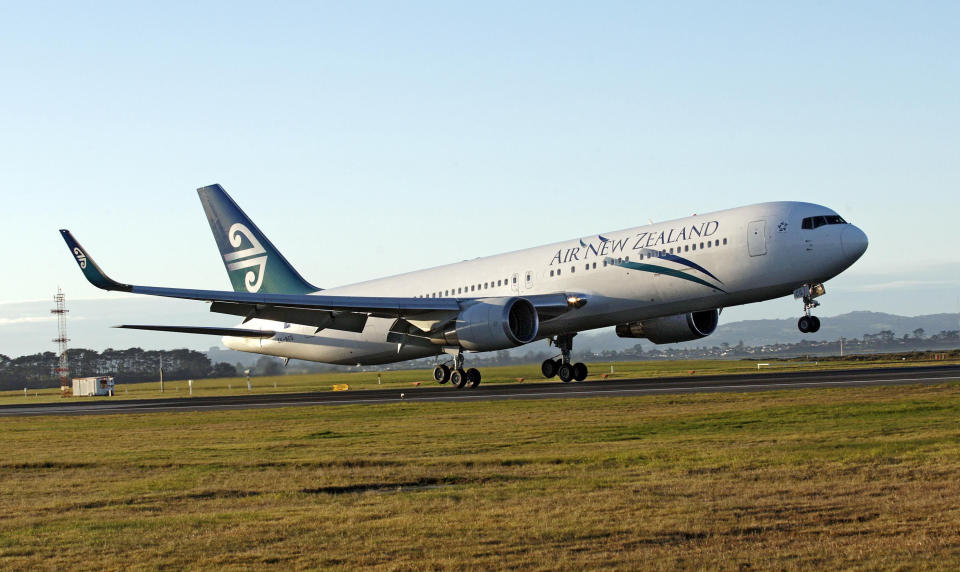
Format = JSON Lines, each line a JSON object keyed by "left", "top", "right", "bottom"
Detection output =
{"left": 692, "top": 244, "right": 696, "bottom": 251}
{"left": 513, "top": 276, "right": 518, "bottom": 283}
{"left": 700, "top": 242, "right": 704, "bottom": 249}
{"left": 470, "top": 285, "right": 474, "bottom": 292}
{"left": 684, "top": 245, "right": 689, "bottom": 252}
{"left": 557, "top": 269, "right": 561, "bottom": 275}
{"left": 707, "top": 241, "right": 711, "bottom": 248}
{"left": 550, "top": 270, "right": 554, "bottom": 277}
{"left": 570, "top": 266, "right": 575, "bottom": 273}
{"left": 715, "top": 240, "right": 719, "bottom": 246}
{"left": 592, "top": 262, "right": 597, "bottom": 269}
{"left": 497, "top": 280, "right": 501, "bottom": 286}
{"left": 603, "top": 260, "right": 607, "bottom": 267}
{"left": 722, "top": 238, "right": 727, "bottom": 245}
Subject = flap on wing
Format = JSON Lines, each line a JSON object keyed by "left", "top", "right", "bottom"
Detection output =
{"left": 209, "top": 301, "right": 369, "bottom": 333}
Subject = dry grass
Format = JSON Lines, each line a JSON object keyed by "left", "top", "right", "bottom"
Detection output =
{"left": 2, "top": 382, "right": 960, "bottom": 569}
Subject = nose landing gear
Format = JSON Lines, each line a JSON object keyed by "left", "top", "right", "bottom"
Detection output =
{"left": 798, "top": 315, "right": 821, "bottom": 333}
{"left": 795, "top": 283, "right": 824, "bottom": 333}
{"left": 541, "top": 334, "right": 588, "bottom": 382}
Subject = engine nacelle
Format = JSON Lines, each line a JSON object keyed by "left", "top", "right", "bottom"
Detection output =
{"left": 439, "top": 297, "right": 539, "bottom": 351}
{"left": 615, "top": 309, "right": 719, "bottom": 344}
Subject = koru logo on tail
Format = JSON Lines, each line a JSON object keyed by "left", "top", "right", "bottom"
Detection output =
{"left": 73, "top": 247, "right": 87, "bottom": 269}
{"left": 223, "top": 223, "right": 267, "bottom": 292}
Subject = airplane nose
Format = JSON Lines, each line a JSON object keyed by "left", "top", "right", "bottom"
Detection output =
{"left": 841, "top": 225, "right": 868, "bottom": 260}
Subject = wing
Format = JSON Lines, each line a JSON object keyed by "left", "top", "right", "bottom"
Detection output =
{"left": 61, "top": 230, "right": 585, "bottom": 334}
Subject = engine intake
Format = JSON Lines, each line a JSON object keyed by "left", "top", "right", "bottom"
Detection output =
{"left": 439, "top": 297, "right": 539, "bottom": 351}
{"left": 615, "top": 309, "right": 719, "bottom": 344}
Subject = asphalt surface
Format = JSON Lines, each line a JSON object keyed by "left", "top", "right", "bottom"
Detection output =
{"left": 2, "top": 364, "right": 958, "bottom": 417}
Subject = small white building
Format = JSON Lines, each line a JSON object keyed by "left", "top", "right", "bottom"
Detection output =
{"left": 72, "top": 376, "right": 114, "bottom": 397}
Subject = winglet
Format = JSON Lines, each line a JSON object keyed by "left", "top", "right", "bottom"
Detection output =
{"left": 59, "top": 229, "right": 133, "bottom": 292}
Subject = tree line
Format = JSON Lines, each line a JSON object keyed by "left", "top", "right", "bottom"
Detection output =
{"left": 0, "top": 348, "right": 237, "bottom": 390}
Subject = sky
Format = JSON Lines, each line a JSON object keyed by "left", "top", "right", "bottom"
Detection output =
{"left": 1, "top": 1, "right": 958, "bottom": 356}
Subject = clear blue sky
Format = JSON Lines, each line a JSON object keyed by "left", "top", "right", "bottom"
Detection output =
{"left": 1, "top": 2, "right": 958, "bottom": 353}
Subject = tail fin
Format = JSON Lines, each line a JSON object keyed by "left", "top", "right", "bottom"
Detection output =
{"left": 198, "top": 184, "right": 319, "bottom": 295}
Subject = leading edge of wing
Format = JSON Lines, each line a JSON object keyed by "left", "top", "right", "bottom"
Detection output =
{"left": 60, "top": 229, "right": 460, "bottom": 315}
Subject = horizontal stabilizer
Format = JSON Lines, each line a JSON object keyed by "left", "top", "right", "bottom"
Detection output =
{"left": 115, "top": 325, "right": 276, "bottom": 338}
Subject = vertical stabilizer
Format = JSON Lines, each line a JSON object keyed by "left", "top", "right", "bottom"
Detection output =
{"left": 198, "top": 184, "right": 319, "bottom": 295}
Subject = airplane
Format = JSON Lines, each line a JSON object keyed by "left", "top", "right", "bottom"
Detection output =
{"left": 61, "top": 185, "right": 868, "bottom": 388}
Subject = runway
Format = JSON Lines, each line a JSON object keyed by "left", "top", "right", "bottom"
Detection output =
{"left": 2, "top": 364, "right": 958, "bottom": 417}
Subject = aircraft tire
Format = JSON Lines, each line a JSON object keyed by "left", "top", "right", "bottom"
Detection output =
{"left": 451, "top": 369, "right": 468, "bottom": 388}
{"left": 433, "top": 364, "right": 451, "bottom": 384}
{"left": 466, "top": 368, "right": 481, "bottom": 388}
{"left": 572, "top": 362, "right": 588, "bottom": 382}
{"left": 541, "top": 359, "right": 558, "bottom": 378}
{"left": 557, "top": 363, "right": 574, "bottom": 383}
{"left": 798, "top": 316, "right": 811, "bottom": 333}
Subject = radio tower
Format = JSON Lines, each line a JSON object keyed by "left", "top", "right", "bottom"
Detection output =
{"left": 51, "top": 287, "right": 70, "bottom": 396}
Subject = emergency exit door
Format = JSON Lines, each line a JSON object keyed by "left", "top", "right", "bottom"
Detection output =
{"left": 748, "top": 220, "right": 767, "bottom": 256}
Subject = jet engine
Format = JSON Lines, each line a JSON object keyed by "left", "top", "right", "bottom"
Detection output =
{"left": 615, "top": 309, "right": 719, "bottom": 344}
{"left": 436, "top": 297, "right": 539, "bottom": 351}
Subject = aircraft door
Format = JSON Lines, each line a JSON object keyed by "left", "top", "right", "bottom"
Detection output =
{"left": 524, "top": 270, "right": 534, "bottom": 290}
{"left": 748, "top": 220, "right": 767, "bottom": 256}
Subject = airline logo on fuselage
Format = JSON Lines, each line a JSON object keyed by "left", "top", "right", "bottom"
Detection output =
{"left": 551, "top": 219, "right": 726, "bottom": 292}
{"left": 550, "top": 220, "right": 720, "bottom": 266}
{"left": 223, "top": 223, "right": 267, "bottom": 292}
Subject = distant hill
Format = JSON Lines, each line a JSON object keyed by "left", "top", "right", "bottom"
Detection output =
{"left": 570, "top": 311, "right": 960, "bottom": 354}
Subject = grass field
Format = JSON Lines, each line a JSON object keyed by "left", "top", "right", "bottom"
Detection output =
{"left": 3, "top": 355, "right": 959, "bottom": 405}
{"left": 2, "top": 381, "right": 960, "bottom": 569}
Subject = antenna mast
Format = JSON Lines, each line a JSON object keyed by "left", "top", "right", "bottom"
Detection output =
{"left": 51, "top": 287, "right": 70, "bottom": 396}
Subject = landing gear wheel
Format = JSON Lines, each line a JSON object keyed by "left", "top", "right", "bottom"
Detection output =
{"left": 433, "top": 364, "right": 451, "bottom": 384}
{"left": 466, "top": 368, "right": 481, "bottom": 388}
{"left": 798, "top": 316, "right": 811, "bottom": 333}
{"left": 572, "top": 362, "right": 588, "bottom": 382}
{"left": 809, "top": 316, "right": 821, "bottom": 333}
{"left": 557, "top": 363, "right": 574, "bottom": 383}
{"left": 541, "top": 359, "right": 558, "bottom": 379}
{"left": 450, "top": 368, "right": 468, "bottom": 389}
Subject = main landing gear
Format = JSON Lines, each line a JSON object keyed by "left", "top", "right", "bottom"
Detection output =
{"left": 541, "top": 333, "right": 588, "bottom": 383}
{"left": 795, "top": 283, "right": 824, "bottom": 333}
{"left": 433, "top": 350, "right": 481, "bottom": 389}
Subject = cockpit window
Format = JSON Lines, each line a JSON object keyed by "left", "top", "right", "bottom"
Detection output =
{"left": 802, "top": 214, "right": 847, "bottom": 229}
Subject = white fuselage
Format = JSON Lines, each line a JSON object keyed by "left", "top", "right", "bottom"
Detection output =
{"left": 225, "top": 201, "right": 868, "bottom": 365}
